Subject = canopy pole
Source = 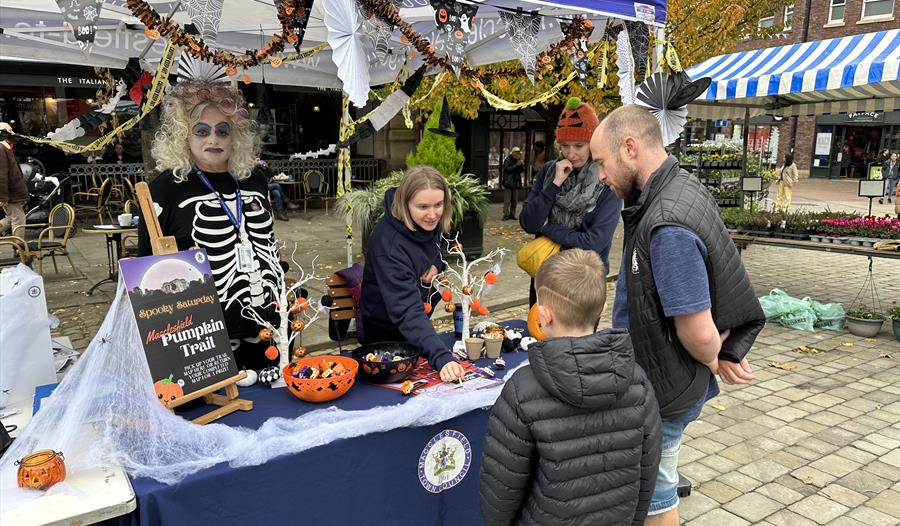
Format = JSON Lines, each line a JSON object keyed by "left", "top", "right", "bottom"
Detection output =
{"left": 742, "top": 106, "right": 750, "bottom": 179}
{"left": 138, "top": 1, "right": 182, "bottom": 60}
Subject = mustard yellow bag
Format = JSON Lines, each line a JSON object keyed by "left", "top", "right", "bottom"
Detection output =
{"left": 516, "top": 236, "right": 561, "bottom": 277}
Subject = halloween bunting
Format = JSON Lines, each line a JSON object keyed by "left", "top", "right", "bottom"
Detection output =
{"left": 561, "top": 20, "right": 593, "bottom": 89}
{"left": 499, "top": 10, "right": 543, "bottom": 84}
{"left": 56, "top": 0, "right": 104, "bottom": 48}
{"left": 429, "top": 0, "right": 478, "bottom": 76}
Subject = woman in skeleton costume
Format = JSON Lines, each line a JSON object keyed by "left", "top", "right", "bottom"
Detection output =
{"left": 137, "top": 80, "right": 280, "bottom": 372}
{"left": 360, "top": 166, "right": 466, "bottom": 383}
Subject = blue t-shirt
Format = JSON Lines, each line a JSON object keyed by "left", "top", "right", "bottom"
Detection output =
{"left": 612, "top": 226, "right": 720, "bottom": 424}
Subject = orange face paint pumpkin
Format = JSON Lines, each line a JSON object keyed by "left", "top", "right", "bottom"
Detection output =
{"left": 154, "top": 375, "right": 184, "bottom": 405}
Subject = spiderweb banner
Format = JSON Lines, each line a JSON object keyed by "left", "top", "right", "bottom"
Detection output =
{"left": 499, "top": 10, "right": 542, "bottom": 84}
{"left": 182, "top": 0, "right": 225, "bottom": 42}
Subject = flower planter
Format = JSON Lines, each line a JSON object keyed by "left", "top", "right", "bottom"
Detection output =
{"left": 845, "top": 316, "right": 884, "bottom": 338}
{"left": 893, "top": 319, "right": 900, "bottom": 342}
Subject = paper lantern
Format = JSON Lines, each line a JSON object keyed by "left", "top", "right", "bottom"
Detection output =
{"left": 16, "top": 450, "right": 66, "bottom": 491}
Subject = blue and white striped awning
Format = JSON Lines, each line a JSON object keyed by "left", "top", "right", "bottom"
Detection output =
{"left": 685, "top": 29, "right": 900, "bottom": 119}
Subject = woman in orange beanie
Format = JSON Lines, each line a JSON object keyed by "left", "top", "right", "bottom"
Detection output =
{"left": 519, "top": 97, "right": 622, "bottom": 306}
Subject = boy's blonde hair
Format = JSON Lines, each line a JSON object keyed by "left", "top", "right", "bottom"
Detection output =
{"left": 535, "top": 249, "right": 607, "bottom": 330}
{"left": 391, "top": 165, "right": 453, "bottom": 232}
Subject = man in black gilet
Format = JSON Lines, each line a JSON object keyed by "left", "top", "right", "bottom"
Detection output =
{"left": 590, "top": 105, "right": 765, "bottom": 526}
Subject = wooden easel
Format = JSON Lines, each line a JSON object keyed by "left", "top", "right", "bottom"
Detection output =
{"left": 135, "top": 182, "right": 253, "bottom": 425}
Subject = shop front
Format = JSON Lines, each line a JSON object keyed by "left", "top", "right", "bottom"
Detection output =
{"left": 810, "top": 110, "right": 900, "bottom": 179}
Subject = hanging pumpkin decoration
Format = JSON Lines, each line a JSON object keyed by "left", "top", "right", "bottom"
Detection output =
{"left": 271, "top": 56, "right": 284, "bottom": 68}
{"left": 441, "top": 290, "right": 452, "bottom": 303}
{"left": 527, "top": 303, "right": 546, "bottom": 340}
{"left": 226, "top": 65, "right": 238, "bottom": 77}
{"left": 295, "top": 297, "right": 309, "bottom": 311}
{"left": 145, "top": 28, "right": 161, "bottom": 40}
{"left": 424, "top": 302, "right": 433, "bottom": 314}
{"left": 154, "top": 374, "right": 184, "bottom": 405}
{"left": 476, "top": 304, "right": 489, "bottom": 316}
{"left": 265, "top": 345, "right": 279, "bottom": 360}
{"left": 259, "top": 327, "right": 273, "bottom": 340}
{"left": 291, "top": 319, "right": 306, "bottom": 332}
{"left": 242, "top": 72, "right": 252, "bottom": 85}
{"left": 461, "top": 285, "right": 473, "bottom": 296}
{"left": 470, "top": 298, "right": 482, "bottom": 310}
{"left": 445, "top": 303, "right": 456, "bottom": 313}
{"left": 16, "top": 450, "right": 67, "bottom": 491}
{"left": 438, "top": 276, "right": 450, "bottom": 286}
{"left": 483, "top": 271, "right": 497, "bottom": 285}
{"left": 291, "top": 346, "right": 307, "bottom": 360}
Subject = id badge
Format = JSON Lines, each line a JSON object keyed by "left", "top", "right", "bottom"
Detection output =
{"left": 236, "top": 242, "right": 255, "bottom": 272}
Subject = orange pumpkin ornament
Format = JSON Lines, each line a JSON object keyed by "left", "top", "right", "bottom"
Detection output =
{"left": 226, "top": 66, "right": 238, "bottom": 76}
{"left": 461, "top": 285, "right": 473, "bottom": 296}
{"left": 265, "top": 345, "right": 279, "bottom": 360}
{"left": 483, "top": 271, "right": 497, "bottom": 285}
{"left": 154, "top": 374, "right": 184, "bottom": 405}
{"left": 259, "top": 327, "right": 273, "bottom": 340}
{"left": 424, "top": 302, "right": 433, "bottom": 314}
{"left": 242, "top": 72, "right": 252, "bottom": 85}
{"left": 441, "top": 290, "right": 452, "bottom": 303}
{"left": 445, "top": 303, "right": 456, "bottom": 313}
{"left": 291, "top": 346, "right": 307, "bottom": 360}
{"left": 16, "top": 450, "right": 66, "bottom": 491}
{"left": 271, "top": 56, "right": 283, "bottom": 68}
{"left": 295, "top": 297, "right": 309, "bottom": 311}
{"left": 291, "top": 320, "right": 305, "bottom": 332}
{"left": 527, "top": 303, "right": 546, "bottom": 340}
{"left": 145, "top": 28, "right": 161, "bottom": 40}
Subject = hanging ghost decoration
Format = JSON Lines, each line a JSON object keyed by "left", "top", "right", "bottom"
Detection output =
{"left": 430, "top": 0, "right": 478, "bottom": 76}
{"left": 560, "top": 20, "right": 594, "bottom": 89}
{"left": 499, "top": 10, "right": 542, "bottom": 84}
{"left": 56, "top": 0, "right": 103, "bottom": 48}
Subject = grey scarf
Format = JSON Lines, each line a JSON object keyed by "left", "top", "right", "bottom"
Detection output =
{"left": 543, "top": 160, "right": 604, "bottom": 229}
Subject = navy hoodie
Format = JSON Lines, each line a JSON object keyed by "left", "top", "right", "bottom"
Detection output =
{"left": 519, "top": 160, "right": 621, "bottom": 272}
{"left": 360, "top": 188, "right": 454, "bottom": 372}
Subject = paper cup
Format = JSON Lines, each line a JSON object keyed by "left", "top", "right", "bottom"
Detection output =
{"left": 483, "top": 335, "right": 503, "bottom": 359}
{"left": 118, "top": 213, "right": 133, "bottom": 227}
{"left": 464, "top": 338, "right": 484, "bottom": 361}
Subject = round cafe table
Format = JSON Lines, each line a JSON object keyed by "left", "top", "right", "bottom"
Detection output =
{"left": 82, "top": 224, "right": 137, "bottom": 295}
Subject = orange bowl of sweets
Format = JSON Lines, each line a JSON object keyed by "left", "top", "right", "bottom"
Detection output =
{"left": 283, "top": 356, "right": 358, "bottom": 403}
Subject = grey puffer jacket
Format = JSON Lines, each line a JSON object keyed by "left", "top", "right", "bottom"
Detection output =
{"left": 479, "top": 330, "right": 661, "bottom": 526}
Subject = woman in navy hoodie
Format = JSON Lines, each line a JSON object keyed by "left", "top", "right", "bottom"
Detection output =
{"left": 520, "top": 97, "right": 621, "bottom": 306}
{"left": 360, "top": 166, "right": 467, "bottom": 383}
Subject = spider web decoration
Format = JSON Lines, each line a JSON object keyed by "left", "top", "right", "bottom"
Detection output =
{"left": 182, "top": 0, "right": 224, "bottom": 42}
{"left": 368, "top": 19, "right": 394, "bottom": 63}
{"left": 499, "top": 11, "right": 542, "bottom": 84}
{"left": 55, "top": 0, "right": 103, "bottom": 48}
{"left": 560, "top": 20, "right": 593, "bottom": 89}
{"left": 624, "top": 20, "right": 650, "bottom": 82}
{"left": 430, "top": 0, "right": 478, "bottom": 77}
{"left": 177, "top": 53, "right": 228, "bottom": 83}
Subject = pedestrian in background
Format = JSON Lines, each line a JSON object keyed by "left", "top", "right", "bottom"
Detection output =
{"left": 775, "top": 153, "right": 799, "bottom": 212}
{"left": 0, "top": 122, "right": 28, "bottom": 236}
{"left": 501, "top": 146, "right": 524, "bottom": 220}
{"left": 880, "top": 153, "right": 898, "bottom": 205}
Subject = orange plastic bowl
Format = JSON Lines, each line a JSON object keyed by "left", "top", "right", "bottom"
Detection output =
{"left": 282, "top": 356, "right": 358, "bottom": 403}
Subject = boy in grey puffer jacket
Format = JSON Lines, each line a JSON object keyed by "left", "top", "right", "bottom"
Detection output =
{"left": 480, "top": 249, "right": 661, "bottom": 526}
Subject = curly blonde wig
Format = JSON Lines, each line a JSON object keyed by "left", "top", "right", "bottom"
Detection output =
{"left": 152, "top": 81, "right": 259, "bottom": 182}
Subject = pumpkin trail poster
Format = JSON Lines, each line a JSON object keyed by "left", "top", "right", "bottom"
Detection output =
{"left": 120, "top": 249, "right": 238, "bottom": 403}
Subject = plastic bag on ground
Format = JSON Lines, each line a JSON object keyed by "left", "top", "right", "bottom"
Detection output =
{"left": 758, "top": 288, "right": 845, "bottom": 332}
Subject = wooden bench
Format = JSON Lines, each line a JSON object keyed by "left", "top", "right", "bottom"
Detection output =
{"left": 326, "top": 273, "right": 358, "bottom": 352}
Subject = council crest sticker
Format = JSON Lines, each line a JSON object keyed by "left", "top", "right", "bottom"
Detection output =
{"left": 418, "top": 429, "right": 472, "bottom": 493}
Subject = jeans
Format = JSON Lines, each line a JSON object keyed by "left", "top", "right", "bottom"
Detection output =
{"left": 268, "top": 183, "right": 289, "bottom": 211}
{"left": 886, "top": 178, "right": 898, "bottom": 198}
{"left": 648, "top": 419, "right": 687, "bottom": 515}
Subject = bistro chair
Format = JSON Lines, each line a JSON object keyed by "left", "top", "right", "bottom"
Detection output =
{"left": 121, "top": 200, "right": 140, "bottom": 258}
{"left": 302, "top": 170, "right": 330, "bottom": 213}
{"left": 326, "top": 273, "right": 359, "bottom": 352}
{"left": 73, "top": 177, "right": 114, "bottom": 224}
{"left": 0, "top": 236, "right": 29, "bottom": 269}
{"left": 12, "top": 203, "right": 77, "bottom": 275}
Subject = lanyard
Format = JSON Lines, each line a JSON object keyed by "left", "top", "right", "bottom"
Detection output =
{"left": 194, "top": 167, "right": 242, "bottom": 232}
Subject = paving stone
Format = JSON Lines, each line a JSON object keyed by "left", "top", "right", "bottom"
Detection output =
{"left": 705, "top": 430, "right": 746, "bottom": 447}
{"left": 727, "top": 421, "right": 772, "bottom": 439}
{"left": 835, "top": 446, "right": 878, "bottom": 465}
{"left": 774, "top": 387, "right": 813, "bottom": 402}
{"left": 758, "top": 378, "right": 796, "bottom": 392}
{"left": 807, "top": 411, "right": 850, "bottom": 427}
{"left": 720, "top": 444, "right": 759, "bottom": 465}
{"left": 744, "top": 399, "right": 780, "bottom": 413}
{"left": 767, "top": 509, "right": 820, "bottom": 526}
{"left": 786, "top": 445, "right": 827, "bottom": 462}
{"left": 794, "top": 400, "right": 830, "bottom": 414}
{"left": 817, "top": 483, "right": 869, "bottom": 507}
{"left": 724, "top": 492, "right": 783, "bottom": 523}
{"left": 806, "top": 393, "right": 846, "bottom": 408}
{"left": 791, "top": 466, "right": 838, "bottom": 488}
{"left": 852, "top": 439, "right": 890, "bottom": 456}
{"left": 678, "top": 444, "right": 706, "bottom": 465}
{"left": 789, "top": 494, "right": 850, "bottom": 524}
{"left": 863, "top": 460, "right": 900, "bottom": 482}
{"left": 683, "top": 419, "right": 720, "bottom": 438}
{"left": 865, "top": 489, "right": 900, "bottom": 518}
{"left": 767, "top": 426, "right": 813, "bottom": 446}
{"left": 825, "top": 516, "right": 867, "bottom": 526}
{"left": 767, "top": 450, "right": 808, "bottom": 470}
{"left": 721, "top": 405, "right": 763, "bottom": 421}
{"left": 775, "top": 474, "right": 819, "bottom": 497}
{"left": 686, "top": 436, "right": 727, "bottom": 455}
{"left": 867, "top": 432, "right": 900, "bottom": 450}
{"left": 814, "top": 427, "right": 862, "bottom": 447}
{"left": 847, "top": 507, "right": 898, "bottom": 526}
{"left": 835, "top": 470, "right": 893, "bottom": 497}
{"left": 809, "top": 454, "right": 863, "bottom": 478}
{"left": 718, "top": 471, "right": 764, "bottom": 492}
{"left": 878, "top": 448, "right": 900, "bottom": 468}
{"left": 678, "top": 491, "right": 719, "bottom": 521}
{"left": 758, "top": 482, "right": 806, "bottom": 505}
{"left": 739, "top": 458, "right": 793, "bottom": 483}
{"left": 844, "top": 397, "right": 883, "bottom": 412}
{"left": 687, "top": 508, "right": 750, "bottom": 526}
{"left": 679, "top": 462, "right": 720, "bottom": 484}
{"left": 697, "top": 480, "right": 742, "bottom": 504}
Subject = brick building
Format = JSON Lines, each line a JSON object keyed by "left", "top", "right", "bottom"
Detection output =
{"left": 735, "top": 0, "right": 898, "bottom": 178}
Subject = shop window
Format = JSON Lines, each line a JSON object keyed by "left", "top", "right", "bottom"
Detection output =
{"left": 829, "top": 0, "right": 845, "bottom": 22}
{"left": 861, "top": 0, "right": 893, "bottom": 19}
{"left": 488, "top": 114, "right": 526, "bottom": 190}
{"left": 783, "top": 5, "right": 794, "bottom": 31}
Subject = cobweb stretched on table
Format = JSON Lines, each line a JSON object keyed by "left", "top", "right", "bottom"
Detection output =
{"left": 0, "top": 280, "right": 522, "bottom": 510}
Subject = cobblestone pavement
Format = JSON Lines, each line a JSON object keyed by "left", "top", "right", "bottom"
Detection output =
{"left": 23, "top": 180, "right": 900, "bottom": 524}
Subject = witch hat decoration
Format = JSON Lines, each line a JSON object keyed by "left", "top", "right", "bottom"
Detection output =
{"left": 428, "top": 96, "right": 459, "bottom": 138}
{"left": 668, "top": 71, "right": 712, "bottom": 109}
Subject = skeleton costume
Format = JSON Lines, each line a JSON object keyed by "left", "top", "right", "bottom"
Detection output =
{"left": 137, "top": 168, "right": 279, "bottom": 369}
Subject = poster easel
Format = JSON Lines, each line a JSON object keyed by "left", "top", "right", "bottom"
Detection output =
{"left": 135, "top": 182, "right": 252, "bottom": 425}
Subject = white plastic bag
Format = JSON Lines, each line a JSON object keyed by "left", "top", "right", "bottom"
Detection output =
{"left": 0, "top": 264, "right": 56, "bottom": 407}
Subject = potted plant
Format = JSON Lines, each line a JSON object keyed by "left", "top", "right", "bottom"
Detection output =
{"left": 845, "top": 304, "right": 885, "bottom": 338}
{"left": 888, "top": 306, "right": 900, "bottom": 342}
